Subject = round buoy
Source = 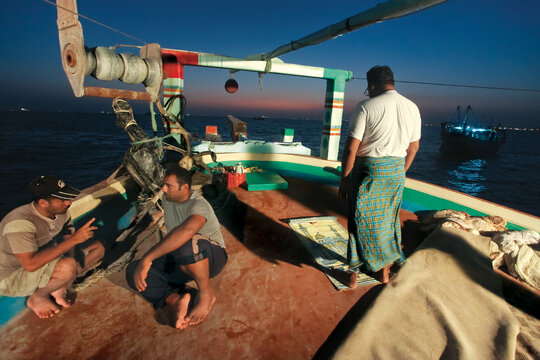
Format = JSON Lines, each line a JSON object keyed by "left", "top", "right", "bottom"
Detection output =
{"left": 225, "top": 79, "right": 238, "bottom": 94}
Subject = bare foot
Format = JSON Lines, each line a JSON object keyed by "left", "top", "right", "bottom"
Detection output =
{"left": 165, "top": 293, "right": 191, "bottom": 330}
{"left": 187, "top": 290, "right": 216, "bottom": 325}
{"left": 346, "top": 271, "right": 358, "bottom": 289}
{"left": 326, "top": 268, "right": 357, "bottom": 288}
{"left": 27, "top": 294, "right": 60, "bottom": 319}
{"left": 374, "top": 266, "right": 394, "bottom": 284}
{"left": 51, "top": 288, "right": 74, "bottom": 308}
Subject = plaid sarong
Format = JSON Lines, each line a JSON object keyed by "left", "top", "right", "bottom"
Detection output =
{"left": 347, "top": 156, "right": 406, "bottom": 272}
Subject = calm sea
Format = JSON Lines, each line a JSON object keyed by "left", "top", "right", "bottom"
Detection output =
{"left": 1, "top": 111, "right": 539, "bottom": 218}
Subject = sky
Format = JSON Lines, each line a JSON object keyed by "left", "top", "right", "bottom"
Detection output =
{"left": 0, "top": 0, "right": 539, "bottom": 127}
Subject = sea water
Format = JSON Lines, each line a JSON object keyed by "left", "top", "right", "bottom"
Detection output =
{"left": 1, "top": 111, "right": 539, "bottom": 218}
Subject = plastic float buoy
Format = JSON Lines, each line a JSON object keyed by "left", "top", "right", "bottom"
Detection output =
{"left": 225, "top": 79, "right": 238, "bottom": 93}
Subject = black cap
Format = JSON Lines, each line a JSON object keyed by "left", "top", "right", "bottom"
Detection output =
{"left": 29, "top": 175, "right": 80, "bottom": 200}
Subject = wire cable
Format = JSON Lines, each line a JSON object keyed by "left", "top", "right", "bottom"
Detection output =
{"left": 352, "top": 77, "right": 540, "bottom": 93}
{"left": 42, "top": 0, "right": 147, "bottom": 45}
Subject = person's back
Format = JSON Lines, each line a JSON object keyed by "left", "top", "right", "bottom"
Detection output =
{"left": 340, "top": 65, "right": 421, "bottom": 285}
{"left": 349, "top": 90, "right": 421, "bottom": 158}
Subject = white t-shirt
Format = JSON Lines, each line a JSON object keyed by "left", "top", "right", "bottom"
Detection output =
{"left": 347, "top": 90, "right": 421, "bottom": 157}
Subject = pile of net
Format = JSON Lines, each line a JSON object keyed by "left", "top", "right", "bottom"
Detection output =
{"left": 419, "top": 209, "right": 540, "bottom": 290}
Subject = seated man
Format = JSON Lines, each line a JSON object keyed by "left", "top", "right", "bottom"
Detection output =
{"left": 126, "top": 165, "right": 228, "bottom": 330}
{"left": 0, "top": 175, "right": 105, "bottom": 319}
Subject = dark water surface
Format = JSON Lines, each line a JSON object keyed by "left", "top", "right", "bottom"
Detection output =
{"left": 1, "top": 111, "right": 539, "bottom": 218}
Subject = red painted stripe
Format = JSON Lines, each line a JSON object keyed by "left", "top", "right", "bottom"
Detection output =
{"left": 161, "top": 50, "right": 199, "bottom": 79}
{"left": 163, "top": 88, "right": 184, "bottom": 93}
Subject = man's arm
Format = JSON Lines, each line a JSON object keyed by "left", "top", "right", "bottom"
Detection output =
{"left": 134, "top": 214, "right": 206, "bottom": 292}
{"left": 14, "top": 218, "right": 97, "bottom": 272}
{"left": 404, "top": 140, "right": 420, "bottom": 172}
{"left": 338, "top": 136, "right": 361, "bottom": 200}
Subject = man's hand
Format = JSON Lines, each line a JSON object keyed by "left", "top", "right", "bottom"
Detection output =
{"left": 338, "top": 177, "right": 349, "bottom": 201}
{"left": 70, "top": 218, "right": 98, "bottom": 244}
{"left": 134, "top": 259, "right": 152, "bottom": 292}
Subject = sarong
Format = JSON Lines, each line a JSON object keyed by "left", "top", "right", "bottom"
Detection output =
{"left": 347, "top": 156, "right": 406, "bottom": 272}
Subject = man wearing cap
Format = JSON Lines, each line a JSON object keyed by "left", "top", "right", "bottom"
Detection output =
{"left": 0, "top": 175, "right": 105, "bottom": 319}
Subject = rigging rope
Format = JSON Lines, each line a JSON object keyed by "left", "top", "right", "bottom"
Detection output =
{"left": 352, "top": 77, "right": 540, "bottom": 93}
{"left": 41, "top": 0, "right": 147, "bottom": 45}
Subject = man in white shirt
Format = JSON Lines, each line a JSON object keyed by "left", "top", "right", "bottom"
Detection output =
{"left": 339, "top": 65, "right": 420, "bottom": 284}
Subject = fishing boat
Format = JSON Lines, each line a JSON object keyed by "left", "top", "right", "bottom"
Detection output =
{"left": 440, "top": 105, "right": 506, "bottom": 157}
{"left": 1, "top": 1, "right": 539, "bottom": 359}
{"left": 252, "top": 115, "right": 268, "bottom": 120}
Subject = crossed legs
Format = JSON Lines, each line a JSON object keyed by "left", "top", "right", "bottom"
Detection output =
{"left": 126, "top": 239, "right": 226, "bottom": 330}
{"left": 26, "top": 240, "right": 105, "bottom": 319}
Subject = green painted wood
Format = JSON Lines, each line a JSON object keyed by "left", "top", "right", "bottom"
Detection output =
{"left": 209, "top": 160, "right": 527, "bottom": 230}
{"left": 245, "top": 171, "right": 288, "bottom": 191}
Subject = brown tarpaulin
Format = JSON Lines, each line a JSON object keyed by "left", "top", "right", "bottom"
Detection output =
{"left": 333, "top": 227, "right": 520, "bottom": 360}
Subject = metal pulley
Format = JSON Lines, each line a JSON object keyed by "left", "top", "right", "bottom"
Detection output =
{"left": 89, "top": 47, "right": 160, "bottom": 86}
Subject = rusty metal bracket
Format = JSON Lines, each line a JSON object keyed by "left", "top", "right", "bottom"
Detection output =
{"left": 84, "top": 87, "right": 152, "bottom": 101}
{"left": 140, "top": 44, "right": 163, "bottom": 102}
{"left": 57, "top": 0, "right": 87, "bottom": 97}
{"left": 56, "top": 1, "right": 163, "bottom": 102}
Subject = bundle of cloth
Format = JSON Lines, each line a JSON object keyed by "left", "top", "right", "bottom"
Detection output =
{"left": 420, "top": 209, "right": 540, "bottom": 290}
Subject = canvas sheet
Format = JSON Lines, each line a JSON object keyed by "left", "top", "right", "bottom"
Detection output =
{"left": 289, "top": 216, "right": 378, "bottom": 290}
{"left": 332, "top": 227, "right": 521, "bottom": 360}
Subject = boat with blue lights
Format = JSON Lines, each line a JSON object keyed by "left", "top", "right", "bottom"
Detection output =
{"left": 440, "top": 105, "right": 506, "bottom": 157}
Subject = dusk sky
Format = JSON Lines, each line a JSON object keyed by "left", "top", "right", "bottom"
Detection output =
{"left": 1, "top": 0, "right": 539, "bottom": 127}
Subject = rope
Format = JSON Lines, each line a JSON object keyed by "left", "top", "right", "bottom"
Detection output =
{"left": 149, "top": 102, "right": 158, "bottom": 136}
{"left": 42, "top": 0, "right": 147, "bottom": 45}
{"left": 352, "top": 77, "right": 540, "bottom": 93}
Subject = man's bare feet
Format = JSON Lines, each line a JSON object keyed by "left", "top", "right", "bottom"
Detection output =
{"left": 326, "top": 268, "right": 358, "bottom": 288}
{"left": 165, "top": 293, "right": 191, "bottom": 330}
{"left": 27, "top": 294, "right": 61, "bottom": 319}
{"left": 374, "top": 266, "right": 396, "bottom": 284}
{"left": 51, "top": 288, "right": 74, "bottom": 308}
{"left": 187, "top": 290, "right": 216, "bottom": 325}
{"left": 346, "top": 271, "right": 358, "bottom": 289}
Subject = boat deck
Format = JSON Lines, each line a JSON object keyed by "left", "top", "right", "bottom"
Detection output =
{"left": 2, "top": 177, "right": 536, "bottom": 359}
{"left": 0, "top": 177, "right": 426, "bottom": 359}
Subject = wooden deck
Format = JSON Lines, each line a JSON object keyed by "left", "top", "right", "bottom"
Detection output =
{"left": 0, "top": 177, "right": 424, "bottom": 359}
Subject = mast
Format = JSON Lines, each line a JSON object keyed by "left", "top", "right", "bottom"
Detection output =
{"left": 261, "top": 0, "right": 449, "bottom": 60}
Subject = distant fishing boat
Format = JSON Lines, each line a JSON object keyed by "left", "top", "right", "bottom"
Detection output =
{"left": 440, "top": 105, "right": 506, "bottom": 157}
{"left": 252, "top": 115, "right": 268, "bottom": 120}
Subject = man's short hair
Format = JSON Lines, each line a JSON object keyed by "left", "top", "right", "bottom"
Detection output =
{"left": 366, "top": 65, "right": 394, "bottom": 87}
{"left": 165, "top": 164, "right": 192, "bottom": 187}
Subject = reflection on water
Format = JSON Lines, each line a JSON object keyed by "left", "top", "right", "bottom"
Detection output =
{"left": 445, "top": 159, "right": 487, "bottom": 196}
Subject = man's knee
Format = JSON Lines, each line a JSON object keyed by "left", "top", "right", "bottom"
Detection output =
{"left": 53, "top": 257, "right": 78, "bottom": 279}
{"left": 90, "top": 240, "right": 106, "bottom": 259}
{"left": 125, "top": 261, "right": 138, "bottom": 290}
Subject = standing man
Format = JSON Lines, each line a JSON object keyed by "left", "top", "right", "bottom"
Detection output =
{"left": 0, "top": 175, "right": 105, "bottom": 318}
{"left": 127, "top": 165, "right": 227, "bottom": 330}
{"left": 339, "top": 65, "right": 421, "bottom": 284}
